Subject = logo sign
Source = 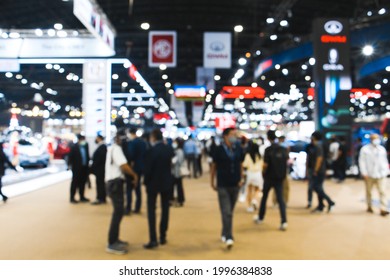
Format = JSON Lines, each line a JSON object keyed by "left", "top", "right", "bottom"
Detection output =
{"left": 323, "top": 48, "right": 344, "bottom": 71}
{"left": 324, "top": 20, "right": 343, "bottom": 34}
{"left": 149, "top": 31, "right": 177, "bottom": 67}
{"left": 204, "top": 32, "right": 231, "bottom": 68}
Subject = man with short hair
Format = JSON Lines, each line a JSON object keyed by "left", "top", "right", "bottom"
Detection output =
{"left": 105, "top": 133, "right": 138, "bottom": 255}
{"left": 255, "top": 130, "right": 289, "bottom": 231}
{"left": 211, "top": 127, "right": 244, "bottom": 249}
{"left": 359, "top": 133, "right": 389, "bottom": 216}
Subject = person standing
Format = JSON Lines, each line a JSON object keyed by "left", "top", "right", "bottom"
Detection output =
{"left": 90, "top": 135, "right": 107, "bottom": 205}
{"left": 211, "top": 128, "right": 244, "bottom": 249}
{"left": 143, "top": 129, "right": 174, "bottom": 249}
{"left": 272, "top": 135, "right": 290, "bottom": 206}
{"left": 124, "top": 128, "right": 147, "bottom": 214}
{"left": 68, "top": 134, "right": 90, "bottom": 203}
{"left": 170, "top": 138, "right": 186, "bottom": 207}
{"left": 334, "top": 136, "right": 347, "bottom": 183}
{"left": 359, "top": 133, "right": 389, "bottom": 216}
{"left": 307, "top": 131, "right": 335, "bottom": 213}
{"left": 0, "top": 143, "right": 17, "bottom": 203}
{"left": 183, "top": 136, "right": 198, "bottom": 178}
{"left": 105, "top": 133, "right": 138, "bottom": 254}
{"left": 254, "top": 130, "right": 289, "bottom": 231}
{"left": 355, "top": 137, "right": 363, "bottom": 178}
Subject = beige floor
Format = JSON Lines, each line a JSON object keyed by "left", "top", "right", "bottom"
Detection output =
{"left": 0, "top": 172, "right": 390, "bottom": 260}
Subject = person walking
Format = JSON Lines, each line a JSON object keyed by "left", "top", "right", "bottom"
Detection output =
{"left": 307, "top": 131, "right": 335, "bottom": 213}
{"left": 68, "top": 134, "right": 90, "bottom": 203}
{"left": 90, "top": 135, "right": 107, "bottom": 205}
{"left": 170, "top": 138, "right": 186, "bottom": 207}
{"left": 105, "top": 133, "right": 138, "bottom": 255}
{"left": 0, "top": 143, "right": 17, "bottom": 203}
{"left": 359, "top": 133, "right": 389, "bottom": 216}
{"left": 143, "top": 129, "right": 174, "bottom": 249}
{"left": 242, "top": 141, "right": 262, "bottom": 212}
{"left": 210, "top": 127, "right": 244, "bottom": 249}
{"left": 183, "top": 136, "right": 198, "bottom": 178}
{"left": 272, "top": 135, "right": 290, "bottom": 207}
{"left": 254, "top": 130, "right": 289, "bottom": 231}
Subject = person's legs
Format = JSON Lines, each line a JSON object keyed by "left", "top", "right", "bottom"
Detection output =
{"left": 70, "top": 170, "right": 78, "bottom": 201}
{"left": 159, "top": 191, "right": 170, "bottom": 242}
{"left": 78, "top": 167, "right": 89, "bottom": 199}
{"left": 125, "top": 175, "right": 133, "bottom": 214}
{"left": 146, "top": 191, "right": 158, "bottom": 243}
{"left": 96, "top": 173, "right": 106, "bottom": 202}
{"left": 283, "top": 177, "right": 290, "bottom": 205}
{"left": 313, "top": 173, "right": 334, "bottom": 208}
{"left": 134, "top": 172, "right": 142, "bottom": 212}
{"left": 365, "top": 177, "right": 374, "bottom": 210}
{"left": 107, "top": 179, "right": 124, "bottom": 245}
{"left": 176, "top": 177, "right": 185, "bottom": 204}
{"left": 217, "top": 187, "right": 232, "bottom": 239}
{"left": 258, "top": 180, "right": 272, "bottom": 221}
{"left": 273, "top": 180, "right": 287, "bottom": 224}
{"left": 246, "top": 184, "right": 254, "bottom": 208}
{"left": 307, "top": 172, "right": 314, "bottom": 207}
{"left": 376, "top": 178, "right": 388, "bottom": 212}
{"left": 0, "top": 177, "right": 7, "bottom": 201}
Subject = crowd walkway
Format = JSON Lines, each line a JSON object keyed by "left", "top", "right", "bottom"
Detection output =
{"left": 0, "top": 173, "right": 389, "bottom": 260}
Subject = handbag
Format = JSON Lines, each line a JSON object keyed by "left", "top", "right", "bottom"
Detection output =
{"left": 180, "top": 164, "right": 190, "bottom": 177}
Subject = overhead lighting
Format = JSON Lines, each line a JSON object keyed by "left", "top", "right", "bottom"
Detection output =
{"left": 234, "top": 25, "right": 244, "bottom": 32}
{"left": 305, "top": 75, "right": 311, "bottom": 81}
{"left": 214, "top": 75, "right": 221, "bottom": 81}
{"left": 72, "top": 75, "right": 79, "bottom": 81}
{"left": 266, "top": 18, "right": 275, "bottom": 24}
{"left": 275, "top": 64, "right": 281, "bottom": 70}
{"left": 165, "top": 82, "right": 171, "bottom": 88}
{"left": 367, "top": 11, "right": 373, "bottom": 16}
{"left": 59, "top": 68, "right": 65, "bottom": 73}
{"left": 301, "top": 64, "right": 308, "bottom": 70}
{"left": 45, "top": 64, "right": 53, "bottom": 70}
{"left": 362, "top": 45, "right": 374, "bottom": 56}
{"left": 280, "top": 20, "right": 289, "bottom": 27}
{"left": 209, "top": 89, "right": 215, "bottom": 94}
{"left": 290, "top": 84, "right": 297, "bottom": 89}
{"left": 256, "top": 50, "right": 261, "bottom": 56}
{"left": 378, "top": 8, "right": 386, "bottom": 15}
{"left": 383, "top": 78, "right": 389, "bottom": 84}
{"left": 238, "top": 58, "right": 247, "bottom": 66}
{"left": 129, "top": 88, "right": 135, "bottom": 93}
{"left": 251, "top": 82, "right": 258, "bottom": 88}
{"left": 54, "top": 23, "right": 63, "bottom": 30}
{"left": 270, "top": 34, "right": 278, "bottom": 41}
{"left": 245, "top": 52, "right": 251, "bottom": 58}
{"left": 112, "top": 74, "right": 119, "bottom": 80}
{"left": 261, "top": 75, "right": 266, "bottom": 80}
{"left": 140, "top": 22, "right": 150, "bottom": 30}
{"left": 159, "top": 64, "right": 167, "bottom": 70}
{"left": 310, "top": 82, "right": 316, "bottom": 87}
{"left": 386, "top": 66, "right": 390, "bottom": 72}
{"left": 309, "top": 58, "right": 316, "bottom": 65}
{"left": 15, "top": 74, "right": 23, "bottom": 79}
{"left": 231, "top": 78, "right": 238, "bottom": 86}
{"left": 21, "top": 79, "right": 28, "bottom": 84}
{"left": 53, "top": 64, "right": 60, "bottom": 70}
{"left": 57, "top": 30, "right": 68, "bottom": 37}
{"left": 162, "top": 74, "right": 168, "bottom": 80}
{"left": 35, "top": 29, "right": 43, "bottom": 36}
{"left": 5, "top": 72, "right": 13, "bottom": 78}
{"left": 168, "top": 89, "right": 174, "bottom": 95}
{"left": 375, "top": 84, "right": 381, "bottom": 89}
{"left": 269, "top": 81, "right": 276, "bottom": 87}
{"left": 234, "top": 69, "right": 245, "bottom": 79}
{"left": 47, "top": 29, "right": 56, "bottom": 37}
{"left": 9, "top": 32, "right": 20, "bottom": 39}
{"left": 282, "top": 69, "right": 289, "bottom": 75}
{"left": 121, "top": 82, "right": 128, "bottom": 88}
{"left": 1, "top": 32, "right": 8, "bottom": 39}
{"left": 73, "top": 30, "right": 79, "bottom": 36}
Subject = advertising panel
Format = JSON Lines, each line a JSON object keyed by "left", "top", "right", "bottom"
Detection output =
{"left": 149, "top": 31, "right": 177, "bottom": 67}
{"left": 204, "top": 32, "right": 231, "bottom": 68}
{"left": 174, "top": 85, "right": 206, "bottom": 101}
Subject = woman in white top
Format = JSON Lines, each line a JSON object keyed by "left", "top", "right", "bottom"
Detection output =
{"left": 242, "top": 142, "right": 263, "bottom": 212}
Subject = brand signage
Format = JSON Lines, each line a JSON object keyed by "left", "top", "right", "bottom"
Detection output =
{"left": 149, "top": 31, "right": 177, "bottom": 67}
{"left": 204, "top": 32, "right": 231, "bottom": 68}
{"left": 0, "top": 59, "right": 20, "bottom": 72}
{"left": 174, "top": 85, "right": 206, "bottom": 100}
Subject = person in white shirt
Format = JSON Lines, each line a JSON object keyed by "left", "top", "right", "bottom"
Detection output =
{"left": 105, "top": 133, "right": 138, "bottom": 255}
{"left": 359, "top": 133, "right": 389, "bottom": 216}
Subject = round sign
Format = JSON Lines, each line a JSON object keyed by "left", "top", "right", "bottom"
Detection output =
{"left": 153, "top": 39, "right": 172, "bottom": 59}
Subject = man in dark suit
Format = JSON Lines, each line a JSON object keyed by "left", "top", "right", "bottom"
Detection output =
{"left": 143, "top": 128, "right": 174, "bottom": 249}
{"left": 90, "top": 135, "right": 107, "bottom": 205}
{"left": 68, "top": 134, "right": 90, "bottom": 203}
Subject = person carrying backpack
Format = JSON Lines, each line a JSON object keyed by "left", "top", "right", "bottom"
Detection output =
{"left": 254, "top": 130, "right": 289, "bottom": 231}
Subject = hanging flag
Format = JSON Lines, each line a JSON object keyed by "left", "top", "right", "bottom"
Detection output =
{"left": 149, "top": 31, "right": 177, "bottom": 67}
{"left": 204, "top": 32, "right": 231, "bottom": 68}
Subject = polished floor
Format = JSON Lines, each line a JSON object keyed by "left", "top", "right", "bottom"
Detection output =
{"left": 0, "top": 171, "right": 390, "bottom": 260}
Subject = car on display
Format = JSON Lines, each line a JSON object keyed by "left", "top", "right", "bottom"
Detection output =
{"left": 16, "top": 139, "right": 50, "bottom": 168}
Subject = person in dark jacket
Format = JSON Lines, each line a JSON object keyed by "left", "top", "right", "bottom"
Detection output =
{"left": 143, "top": 128, "right": 174, "bottom": 249}
{"left": 68, "top": 134, "right": 90, "bottom": 203}
{"left": 0, "top": 143, "right": 17, "bottom": 203}
{"left": 90, "top": 135, "right": 107, "bottom": 205}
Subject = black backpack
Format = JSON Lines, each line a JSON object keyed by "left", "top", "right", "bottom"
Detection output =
{"left": 265, "top": 144, "right": 288, "bottom": 180}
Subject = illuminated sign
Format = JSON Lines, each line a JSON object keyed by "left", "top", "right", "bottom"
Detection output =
{"left": 219, "top": 86, "right": 266, "bottom": 99}
{"left": 254, "top": 59, "right": 273, "bottom": 78}
{"left": 350, "top": 88, "right": 381, "bottom": 99}
{"left": 320, "top": 35, "right": 347, "bottom": 43}
{"left": 149, "top": 31, "right": 177, "bottom": 67}
{"left": 174, "top": 85, "right": 206, "bottom": 100}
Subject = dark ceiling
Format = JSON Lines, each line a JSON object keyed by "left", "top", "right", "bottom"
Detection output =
{"left": 0, "top": 0, "right": 390, "bottom": 118}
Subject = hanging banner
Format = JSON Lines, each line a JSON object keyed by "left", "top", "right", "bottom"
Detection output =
{"left": 312, "top": 18, "right": 352, "bottom": 136}
{"left": 196, "top": 67, "right": 215, "bottom": 90}
{"left": 204, "top": 32, "right": 231, "bottom": 69}
{"left": 0, "top": 59, "right": 20, "bottom": 72}
{"left": 149, "top": 31, "right": 177, "bottom": 67}
{"left": 193, "top": 101, "right": 204, "bottom": 126}
{"left": 170, "top": 94, "right": 187, "bottom": 127}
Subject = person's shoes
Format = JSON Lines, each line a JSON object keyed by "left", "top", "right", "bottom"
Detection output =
{"left": 133, "top": 209, "right": 141, "bottom": 214}
{"left": 221, "top": 236, "right": 226, "bottom": 243}
{"left": 2, "top": 196, "right": 8, "bottom": 203}
{"left": 106, "top": 242, "right": 128, "bottom": 255}
{"left": 124, "top": 209, "right": 131, "bottom": 216}
{"left": 91, "top": 200, "right": 104, "bottom": 205}
{"left": 306, "top": 203, "right": 312, "bottom": 209}
{"left": 380, "top": 210, "right": 389, "bottom": 216}
{"left": 367, "top": 207, "right": 374, "bottom": 213}
{"left": 253, "top": 216, "right": 263, "bottom": 224}
{"left": 160, "top": 239, "right": 167, "bottom": 245}
{"left": 311, "top": 207, "right": 324, "bottom": 213}
{"left": 280, "top": 223, "right": 288, "bottom": 231}
{"left": 79, "top": 198, "right": 90, "bottom": 203}
{"left": 117, "top": 240, "right": 129, "bottom": 247}
{"left": 226, "top": 239, "right": 234, "bottom": 250}
{"left": 246, "top": 206, "right": 255, "bottom": 213}
{"left": 70, "top": 199, "right": 78, "bottom": 204}
{"left": 327, "top": 202, "right": 335, "bottom": 213}
{"left": 144, "top": 241, "right": 158, "bottom": 249}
